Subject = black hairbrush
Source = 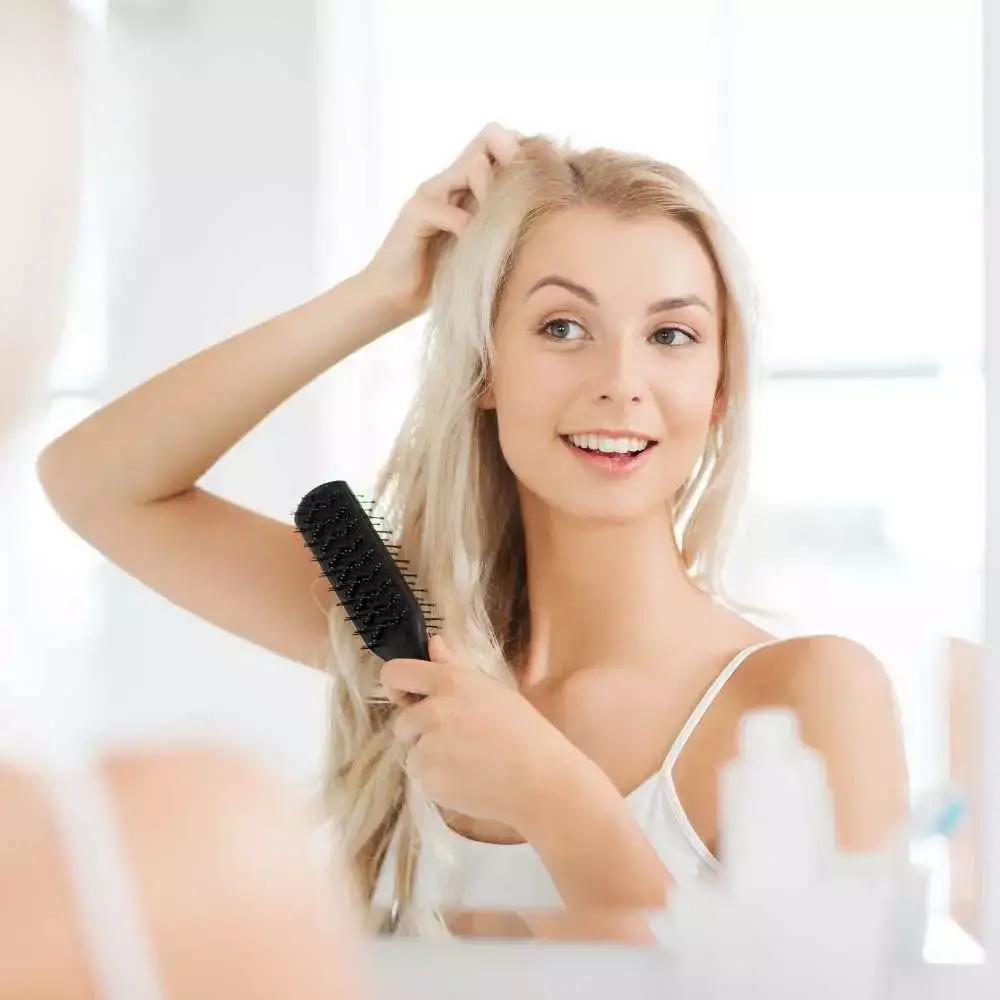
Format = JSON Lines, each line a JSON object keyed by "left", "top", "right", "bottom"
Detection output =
{"left": 294, "top": 480, "right": 438, "bottom": 662}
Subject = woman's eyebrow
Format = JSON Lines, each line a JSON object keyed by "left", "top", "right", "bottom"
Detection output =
{"left": 525, "top": 275, "right": 713, "bottom": 315}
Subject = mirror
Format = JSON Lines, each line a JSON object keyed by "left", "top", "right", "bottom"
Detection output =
{"left": 8, "top": 0, "right": 984, "bottom": 971}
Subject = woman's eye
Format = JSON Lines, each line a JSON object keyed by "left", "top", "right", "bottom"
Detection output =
{"left": 540, "top": 319, "right": 696, "bottom": 345}
{"left": 540, "top": 318, "right": 585, "bottom": 341}
{"left": 651, "top": 326, "right": 696, "bottom": 347}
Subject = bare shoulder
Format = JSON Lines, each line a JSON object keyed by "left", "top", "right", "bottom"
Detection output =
{"left": 743, "top": 635, "right": 910, "bottom": 850}
{"left": 0, "top": 748, "right": 362, "bottom": 1000}
{"left": 748, "top": 633, "right": 897, "bottom": 706}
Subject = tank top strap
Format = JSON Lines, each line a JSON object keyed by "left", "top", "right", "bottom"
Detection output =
{"left": 660, "top": 639, "right": 784, "bottom": 777}
{"left": 44, "top": 766, "right": 166, "bottom": 1000}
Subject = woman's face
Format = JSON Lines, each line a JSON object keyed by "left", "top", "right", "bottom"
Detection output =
{"left": 485, "top": 206, "right": 723, "bottom": 525}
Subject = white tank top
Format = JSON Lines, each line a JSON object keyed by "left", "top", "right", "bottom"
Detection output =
{"left": 373, "top": 640, "right": 779, "bottom": 910}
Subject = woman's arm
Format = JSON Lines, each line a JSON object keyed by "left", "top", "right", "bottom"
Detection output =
{"left": 37, "top": 271, "right": 410, "bottom": 667}
{"left": 517, "top": 754, "right": 672, "bottom": 909}
{"left": 36, "top": 122, "right": 519, "bottom": 670}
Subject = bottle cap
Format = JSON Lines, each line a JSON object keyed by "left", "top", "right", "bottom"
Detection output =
{"left": 739, "top": 708, "right": 801, "bottom": 759}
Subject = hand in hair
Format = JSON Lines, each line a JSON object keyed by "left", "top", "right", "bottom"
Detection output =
{"left": 382, "top": 636, "right": 583, "bottom": 830}
{"left": 362, "top": 122, "right": 521, "bottom": 323}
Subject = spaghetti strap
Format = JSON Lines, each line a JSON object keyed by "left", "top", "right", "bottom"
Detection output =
{"left": 662, "top": 639, "right": 785, "bottom": 776}
{"left": 653, "top": 639, "right": 786, "bottom": 874}
{"left": 45, "top": 766, "right": 166, "bottom": 1000}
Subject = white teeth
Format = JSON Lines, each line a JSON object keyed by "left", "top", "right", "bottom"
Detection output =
{"left": 567, "top": 434, "right": 650, "bottom": 455}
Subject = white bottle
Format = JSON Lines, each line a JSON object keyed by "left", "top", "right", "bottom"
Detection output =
{"left": 718, "top": 707, "right": 836, "bottom": 897}
{"left": 668, "top": 708, "right": 892, "bottom": 999}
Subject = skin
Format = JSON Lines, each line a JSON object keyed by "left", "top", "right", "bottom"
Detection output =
{"left": 383, "top": 206, "right": 910, "bottom": 908}
{"left": 0, "top": 750, "right": 366, "bottom": 999}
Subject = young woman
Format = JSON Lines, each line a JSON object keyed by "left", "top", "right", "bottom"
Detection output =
{"left": 39, "top": 122, "right": 910, "bottom": 932}
{"left": 2, "top": 2, "right": 366, "bottom": 993}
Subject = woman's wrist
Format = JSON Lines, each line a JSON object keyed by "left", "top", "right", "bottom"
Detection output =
{"left": 349, "top": 265, "right": 423, "bottom": 332}
{"left": 515, "top": 748, "right": 615, "bottom": 845}
{"left": 514, "top": 750, "right": 671, "bottom": 910}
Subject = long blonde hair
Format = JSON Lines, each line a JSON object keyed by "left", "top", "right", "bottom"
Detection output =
{"left": 321, "top": 135, "right": 758, "bottom": 929}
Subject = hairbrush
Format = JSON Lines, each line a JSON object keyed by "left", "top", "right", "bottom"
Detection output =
{"left": 293, "top": 480, "right": 439, "bottom": 662}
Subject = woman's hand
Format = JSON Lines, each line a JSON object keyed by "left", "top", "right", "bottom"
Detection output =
{"left": 361, "top": 122, "right": 521, "bottom": 323}
{"left": 381, "top": 636, "right": 580, "bottom": 830}
{"left": 383, "top": 638, "right": 674, "bottom": 910}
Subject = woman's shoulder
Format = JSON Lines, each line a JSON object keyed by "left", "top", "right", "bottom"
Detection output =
{"left": 0, "top": 747, "right": 364, "bottom": 999}
{"left": 739, "top": 633, "right": 895, "bottom": 709}
{"left": 733, "top": 632, "right": 909, "bottom": 849}
{"left": 694, "top": 607, "right": 895, "bottom": 725}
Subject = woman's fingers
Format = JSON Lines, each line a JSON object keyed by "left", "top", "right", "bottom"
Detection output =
{"left": 392, "top": 697, "right": 436, "bottom": 744}
{"left": 468, "top": 121, "right": 522, "bottom": 167}
{"left": 418, "top": 151, "right": 486, "bottom": 206}
{"left": 418, "top": 122, "right": 521, "bottom": 208}
{"left": 463, "top": 151, "right": 494, "bottom": 209}
{"left": 380, "top": 657, "right": 444, "bottom": 698}
{"left": 405, "top": 193, "right": 473, "bottom": 239}
{"left": 361, "top": 122, "right": 521, "bottom": 320}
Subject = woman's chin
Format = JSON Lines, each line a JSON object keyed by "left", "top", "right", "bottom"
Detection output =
{"left": 529, "top": 490, "right": 672, "bottom": 529}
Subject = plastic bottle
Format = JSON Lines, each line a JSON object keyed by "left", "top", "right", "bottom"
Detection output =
{"left": 717, "top": 707, "right": 836, "bottom": 896}
{"left": 667, "top": 708, "right": 894, "bottom": 1000}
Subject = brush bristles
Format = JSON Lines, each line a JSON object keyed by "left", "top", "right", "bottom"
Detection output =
{"left": 294, "top": 481, "right": 442, "bottom": 660}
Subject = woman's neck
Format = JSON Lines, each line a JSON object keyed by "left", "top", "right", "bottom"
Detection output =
{"left": 517, "top": 495, "right": 709, "bottom": 685}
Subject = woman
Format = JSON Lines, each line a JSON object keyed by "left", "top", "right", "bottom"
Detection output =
{"left": 39, "top": 123, "right": 910, "bottom": 931}
{"left": 2, "top": 2, "right": 365, "bottom": 993}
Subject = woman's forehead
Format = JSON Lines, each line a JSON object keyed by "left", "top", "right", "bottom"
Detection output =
{"left": 502, "top": 208, "right": 721, "bottom": 317}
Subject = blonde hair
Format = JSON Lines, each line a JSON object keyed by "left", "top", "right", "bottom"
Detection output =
{"left": 321, "top": 135, "right": 758, "bottom": 930}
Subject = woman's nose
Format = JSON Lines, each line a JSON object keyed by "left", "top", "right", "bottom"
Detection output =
{"left": 593, "top": 338, "right": 645, "bottom": 405}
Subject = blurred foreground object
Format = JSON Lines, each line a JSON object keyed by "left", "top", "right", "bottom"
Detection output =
{"left": 0, "top": 0, "right": 84, "bottom": 430}
{"left": 947, "top": 636, "right": 982, "bottom": 938}
{"left": 0, "top": 748, "right": 366, "bottom": 999}
{"left": 0, "top": 4, "right": 366, "bottom": 998}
